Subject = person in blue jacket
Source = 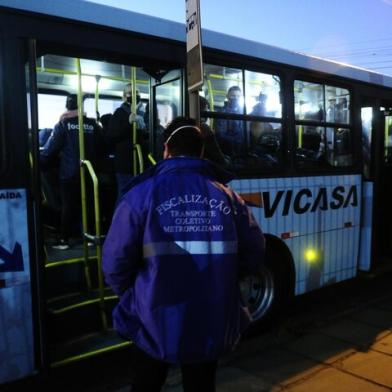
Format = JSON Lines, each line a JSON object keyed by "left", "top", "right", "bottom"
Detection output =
{"left": 102, "top": 117, "right": 265, "bottom": 392}
{"left": 40, "top": 94, "right": 103, "bottom": 249}
{"left": 215, "top": 85, "right": 245, "bottom": 157}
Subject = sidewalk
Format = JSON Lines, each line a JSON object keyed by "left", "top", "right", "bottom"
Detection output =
{"left": 156, "top": 294, "right": 392, "bottom": 391}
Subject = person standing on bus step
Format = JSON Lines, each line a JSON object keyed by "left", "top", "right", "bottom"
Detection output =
{"left": 102, "top": 117, "right": 265, "bottom": 392}
{"left": 215, "top": 85, "right": 245, "bottom": 157}
{"left": 40, "top": 94, "right": 103, "bottom": 250}
{"left": 106, "top": 83, "right": 146, "bottom": 202}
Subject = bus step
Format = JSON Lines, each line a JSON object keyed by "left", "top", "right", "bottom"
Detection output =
{"left": 45, "top": 261, "right": 88, "bottom": 298}
{"left": 45, "top": 241, "right": 97, "bottom": 264}
{"left": 46, "top": 287, "right": 115, "bottom": 311}
{"left": 49, "top": 330, "right": 131, "bottom": 368}
{"left": 47, "top": 291, "right": 118, "bottom": 343}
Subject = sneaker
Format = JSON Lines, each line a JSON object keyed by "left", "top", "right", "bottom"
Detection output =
{"left": 52, "top": 239, "right": 70, "bottom": 250}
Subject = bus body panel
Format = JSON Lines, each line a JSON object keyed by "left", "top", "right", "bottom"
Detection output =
{"left": 232, "top": 175, "right": 362, "bottom": 295}
{"left": 0, "top": 188, "right": 35, "bottom": 383}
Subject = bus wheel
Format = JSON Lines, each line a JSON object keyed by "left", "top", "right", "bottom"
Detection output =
{"left": 240, "top": 241, "right": 294, "bottom": 332}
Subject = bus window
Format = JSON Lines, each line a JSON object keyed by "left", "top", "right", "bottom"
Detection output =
{"left": 294, "top": 81, "right": 324, "bottom": 121}
{"left": 201, "top": 64, "right": 284, "bottom": 171}
{"left": 248, "top": 121, "right": 282, "bottom": 169}
{"left": 296, "top": 125, "right": 325, "bottom": 167}
{"left": 202, "top": 64, "right": 243, "bottom": 112}
{"left": 245, "top": 70, "right": 281, "bottom": 118}
{"left": 325, "top": 85, "right": 350, "bottom": 124}
{"left": 38, "top": 93, "right": 67, "bottom": 129}
{"left": 326, "top": 127, "right": 353, "bottom": 166}
{"left": 295, "top": 80, "right": 353, "bottom": 169}
{"left": 361, "top": 107, "right": 373, "bottom": 178}
{"left": 84, "top": 97, "right": 121, "bottom": 119}
{"left": 384, "top": 115, "right": 392, "bottom": 164}
{"left": 154, "top": 78, "right": 181, "bottom": 159}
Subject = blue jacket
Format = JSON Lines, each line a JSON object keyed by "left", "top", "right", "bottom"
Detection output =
{"left": 102, "top": 157, "right": 265, "bottom": 363}
{"left": 40, "top": 114, "right": 102, "bottom": 180}
{"left": 215, "top": 103, "right": 245, "bottom": 156}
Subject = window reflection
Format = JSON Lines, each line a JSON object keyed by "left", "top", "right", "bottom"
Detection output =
{"left": 328, "top": 127, "right": 353, "bottom": 166}
{"left": 296, "top": 126, "right": 325, "bottom": 166}
{"left": 202, "top": 64, "right": 243, "bottom": 112}
{"left": 207, "top": 118, "right": 282, "bottom": 171}
{"left": 325, "top": 86, "right": 350, "bottom": 124}
{"left": 294, "top": 81, "right": 350, "bottom": 125}
{"left": 361, "top": 107, "right": 372, "bottom": 178}
{"left": 295, "top": 125, "right": 353, "bottom": 168}
{"left": 294, "top": 81, "right": 324, "bottom": 121}
{"left": 245, "top": 71, "right": 281, "bottom": 118}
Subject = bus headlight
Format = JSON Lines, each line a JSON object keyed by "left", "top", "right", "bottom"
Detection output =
{"left": 304, "top": 248, "right": 319, "bottom": 263}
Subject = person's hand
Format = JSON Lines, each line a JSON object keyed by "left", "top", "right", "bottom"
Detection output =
{"left": 129, "top": 113, "right": 137, "bottom": 124}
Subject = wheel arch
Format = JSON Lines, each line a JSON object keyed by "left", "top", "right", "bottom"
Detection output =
{"left": 264, "top": 233, "right": 296, "bottom": 299}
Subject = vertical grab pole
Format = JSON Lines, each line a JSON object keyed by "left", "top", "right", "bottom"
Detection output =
{"left": 131, "top": 67, "right": 138, "bottom": 176}
{"left": 76, "top": 58, "right": 92, "bottom": 290}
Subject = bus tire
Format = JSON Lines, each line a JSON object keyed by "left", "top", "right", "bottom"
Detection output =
{"left": 240, "top": 235, "right": 295, "bottom": 334}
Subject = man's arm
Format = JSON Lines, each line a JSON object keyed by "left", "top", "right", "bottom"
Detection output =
{"left": 102, "top": 199, "right": 144, "bottom": 296}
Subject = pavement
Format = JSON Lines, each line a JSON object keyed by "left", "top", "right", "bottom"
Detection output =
{"left": 115, "top": 293, "right": 392, "bottom": 391}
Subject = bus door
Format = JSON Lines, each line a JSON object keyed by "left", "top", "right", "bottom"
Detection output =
{"left": 150, "top": 69, "right": 184, "bottom": 160}
{"left": 377, "top": 109, "right": 392, "bottom": 258}
{"left": 362, "top": 104, "right": 392, "bottom": 264}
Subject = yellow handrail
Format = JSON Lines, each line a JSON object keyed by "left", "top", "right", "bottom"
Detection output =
{"left": 36, "top": 66, "right": 149, "bottom": 85}
{"left": 134, "top": 144, "right": 144, "bottom": 174}
{"left": 81, "top": 159, "right": 108, "bottom": 332}
{"left": 148, "top": 153, "right": 156, "bottom": 165}
{"left": 76, "top": 58, "right": 92, "bottom": 291}
{"left": 207, "top": 80, "right": 215, "bottom": 129}
{"left": 385, "top": 116, "right": 391, "bottom": 160}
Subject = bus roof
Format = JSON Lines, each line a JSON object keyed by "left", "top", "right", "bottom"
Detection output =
{"left": 2, "top": 0, "right": 392, "bottom": 89}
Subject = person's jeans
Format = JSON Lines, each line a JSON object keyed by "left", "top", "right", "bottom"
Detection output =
{"left": 130, "top": 345, "right": 217, "bottom": 392}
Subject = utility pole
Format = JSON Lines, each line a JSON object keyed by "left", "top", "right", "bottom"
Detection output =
{"left": 186, "top": 0, "right": 203, "bottom": 125}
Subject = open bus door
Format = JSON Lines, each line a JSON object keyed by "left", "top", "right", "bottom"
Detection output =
{"left": 362, "top": 103, "right": 392, "bottom": 267}
{"left": 150, "top": 69, "right": 184, "bottom": 161}
{"left": 377, "top": 109, "right": 392, "bottom": 258}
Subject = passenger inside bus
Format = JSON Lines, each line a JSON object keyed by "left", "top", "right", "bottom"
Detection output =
{"left": 250, "top": 92, "right": 268, "bottom": 117}
{"left": 40, "top": 94, "right": 104, "bottom": 250}
{"left": 199, "top": 96, "right": 228, "bottom": 167}
{"left": 106, "top": 83, "right": 147, "bottom": 201}
{"left": 249, "top": 122, "right": 281, "bottom": 166}
{"left": 98, "top": 112, "right": 117, "bottom": 231}
{"left": 332, "top": 128, "right": 353, "bottom": 166}
{"left": 215, "top": 85, "right": 246, "bottom": 157}
{"left": 296, "top": 130, "right": 325, "bottom": 165}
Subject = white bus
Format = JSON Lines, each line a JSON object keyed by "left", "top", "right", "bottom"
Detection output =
{"left": 1, "top": 0, "right": 392, "bottom": 386}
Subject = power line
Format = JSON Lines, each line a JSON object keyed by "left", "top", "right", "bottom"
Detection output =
{"left": 298, "top": 36, "right": 392, "bottom": 52}
{"left": 306, "top": 45, "right": 392, "bottom": 59}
